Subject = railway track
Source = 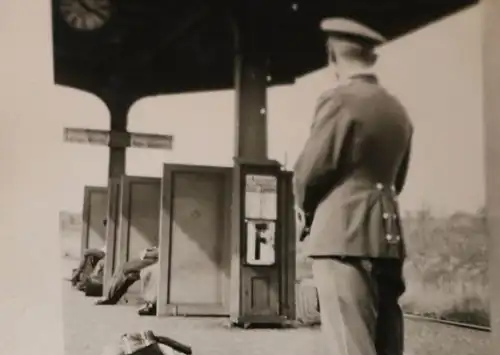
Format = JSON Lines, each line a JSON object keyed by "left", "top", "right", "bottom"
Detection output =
{"left": 404, "top": 313, "right": 491, "bottom": 332}
{"left": 296, "top": 280, "right": 491, "bottom": 333}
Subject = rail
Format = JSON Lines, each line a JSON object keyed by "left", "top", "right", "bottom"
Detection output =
{"left": 403, "top": 313, "right": 491, "bottom": 332}
{"left": 295, "top": 281, "right": 491, "bottom": 333}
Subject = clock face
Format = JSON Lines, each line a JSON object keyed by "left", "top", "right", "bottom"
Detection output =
{"left": 59, "top": 0, "right": 112, "bottom": 31}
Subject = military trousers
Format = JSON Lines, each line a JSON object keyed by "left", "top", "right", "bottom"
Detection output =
{"left": 311, "top": 256, "right": 405, "bottom": 355}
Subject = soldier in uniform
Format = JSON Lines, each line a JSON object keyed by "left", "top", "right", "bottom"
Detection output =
{"left": 293, "top": 18, "right": 413, "bottom": 355}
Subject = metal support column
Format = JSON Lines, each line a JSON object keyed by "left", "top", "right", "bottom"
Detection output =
{"left": 233, "top": 51, "right": 269, "bottom": 160}
{"left": 103, "top": 94, "right": 132, "bottom": 294}
{"left": 229, "top": 31, "right": 270, "bottom": 320}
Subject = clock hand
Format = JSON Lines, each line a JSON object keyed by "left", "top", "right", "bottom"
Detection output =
{"left": 75, "top": 0, "right": 94, "bottom": 13}
{"left": 76, "top": 0, "right": 107, "bottom": 22}
{"left": 91, "top": 8, "right": 108, "bottom": 21}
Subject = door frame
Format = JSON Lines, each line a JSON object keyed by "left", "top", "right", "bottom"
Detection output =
{"left": 279, "top": 171, "right": 296, "bottom": 321}
{"left": 81, "top": 185, "right": 107, "bottom": 258}
{"left": 116, "top": 175, "right": 162, "bottom": 268}
{"left": 157, "top": 164, "right": 232, "bottom": 317}
{"left": 103, "top": 178, "right": 121, "bottom": 295}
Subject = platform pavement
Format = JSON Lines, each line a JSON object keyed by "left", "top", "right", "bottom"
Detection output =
{"left": 59, "top": 257, "right": 489, "bottom": 355}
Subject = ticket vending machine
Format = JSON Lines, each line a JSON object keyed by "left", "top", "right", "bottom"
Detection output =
{"left": 229, "top": 159, "right": 296, "bottom": 327}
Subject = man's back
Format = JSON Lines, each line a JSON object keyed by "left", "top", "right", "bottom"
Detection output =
{"left": 296, "top": 75, "right": 413, "bottom": 258}
{"left": 336, "top": 76, "right": 413, "bottom": 186}
{"left": 304, "top": 19, "right": 409, "bottom": 355}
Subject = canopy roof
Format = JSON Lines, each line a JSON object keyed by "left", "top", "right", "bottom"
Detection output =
{"left": 51, "top": 0, "right": 478, "bottom": 102}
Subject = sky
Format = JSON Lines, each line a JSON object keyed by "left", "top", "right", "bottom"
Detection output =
{"left": 2, "top": 3, "right": 484, "bottom": 216}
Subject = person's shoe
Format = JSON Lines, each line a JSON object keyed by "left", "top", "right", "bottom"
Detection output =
{"left": 76, "top": 281, "right": 87, "bottom": 292}
{"left": 70, "top": 269, "right": 80, "bottom": 286}
{"left": 95, "top": 298, "right": 115, "bottom": 305}
{"left": 138, "top": 302, "right": 156, "bottom": 316}
{"left": 70, "top": 276, "right": 79, "bottom": 287}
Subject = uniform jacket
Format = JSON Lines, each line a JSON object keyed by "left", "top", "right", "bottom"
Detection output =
{"left": 293, "top": 74, "right": 413, "bottom": 259}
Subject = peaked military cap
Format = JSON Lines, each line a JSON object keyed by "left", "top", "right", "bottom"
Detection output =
{"left": 320, "top": 18, "right": 386, "bottom": 45}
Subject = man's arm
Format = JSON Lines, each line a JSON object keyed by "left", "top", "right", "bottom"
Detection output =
{"left": 293, "top": 92, "right": 352, "bottom": 215}
{"left": 394, "top": 137, "right": 412, "bottom": 196}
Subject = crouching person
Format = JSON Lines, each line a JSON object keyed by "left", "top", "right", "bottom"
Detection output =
{"left": 95, "top": 246, "right": 159, "bottom": 305}
{"left": 70, "top": 246, "right": 106, "bottom": 287}
{"left": 101, "top": 330, "right": 192, "bottom": 355}
{"left": 77, "top": 257, "right": 105, "bottom": 297}
{"left": 70, "top": 219, "right": 108, "bottom": 287}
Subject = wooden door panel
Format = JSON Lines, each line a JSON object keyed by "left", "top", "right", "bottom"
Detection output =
{"left": 87, "top": 189, "right": 108, "bottom": 249}
{"left": 128, "top": 181, "right": 161, "bottom": 260}
{"left": 118, "top": 176, "right": 161, "bottom": 303}
{"left": 158, "top": 164, "right": 232, "bottom": 316}
{"left": 81, "top": 186, "right": 107, "bottom": 257}
{"left": 170, "top": 171, "right": 225, "bottom": 305}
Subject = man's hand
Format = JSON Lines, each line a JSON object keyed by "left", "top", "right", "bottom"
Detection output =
{"left": 295, "top": 205, "right": 306, "bottom": 229}
{"left": 140, "top": 246, "right": 159, "bottom": 261}
{"left": 139, "top": 247, "right": 154, "bottom": 260}
{"left": 295, "top": 206, "right": 311, "bottom": 242}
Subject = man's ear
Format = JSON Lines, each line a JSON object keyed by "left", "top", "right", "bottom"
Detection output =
{"left": 365, "top": 49, "right": 378, "bottom": 65}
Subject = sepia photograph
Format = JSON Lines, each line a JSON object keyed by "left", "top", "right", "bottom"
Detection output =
{"left": 55, "top": 1, "right": 487, "bottom": 355}
{"left": 2, "top": 0, "right": 498, "bottom": 354}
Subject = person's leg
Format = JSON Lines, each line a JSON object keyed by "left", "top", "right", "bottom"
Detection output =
{"left": 79, "top": 259, "right": 106, "bottom": 296}
{"left": 90, "top": 258, "right": 105, "bottom": 281}
{"left": 96, "top": 271, "right": 140, "bottom": 305}
{"left": 137, "top": 264, "right": 159, "bottom": 316}
{"left": 71, "top": 254, "right": 95, "bottom": 286}
{"left": 76, "top": 254, "right": 103, "bottom": 290}
{"left": 140, "top": 263, "right": 159, "bottom": 303}
{"left": 374, "top": 259, "right": 406, "bottom": 355}
{"left": 70, "top": 258, "right": 87, "bottom": 285}
{"left": 75, "top": 263, "right": 93, "bottom": 291}
{"left": 71, "top": 252, "right": 92, "bottom": 285}
{"left": 95, "top": 259, "right": 140, "bottom": 305}
{"left": 122, "top": 258, "right": 157, "bottom": 274}
{"left": 96, "top": 258, "right": 157, "bottom": 305}
{"left": 312, "top": 257, "right": 378, "bottom": 355}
